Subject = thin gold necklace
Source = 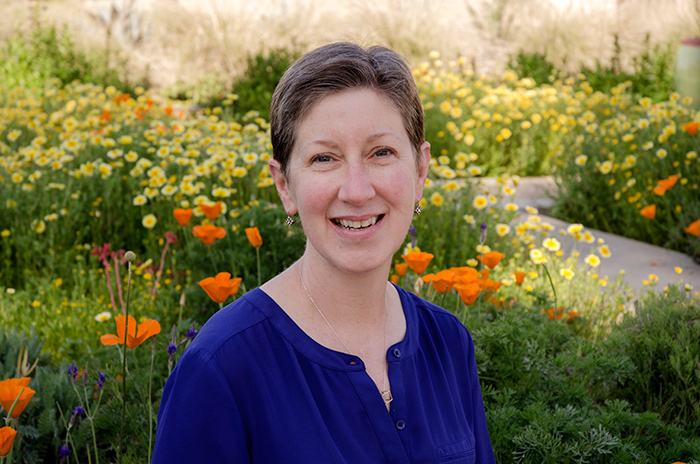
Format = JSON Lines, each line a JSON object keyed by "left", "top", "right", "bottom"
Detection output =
{"left": 298, "top": 261, "right": 393, "bottom": 407}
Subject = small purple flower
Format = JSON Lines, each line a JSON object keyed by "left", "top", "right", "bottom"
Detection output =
{"left": 186, "top": 324, "right": 198, "bottom": 340}
{"left": 69, "top": 406, "right": 84, "bottom": 427}
{"left": 167, "top": 343, "right": 177, "bottom": 355}
{"left": 67, "top": 361, "right": 78, "bottom": 380}
{"left": 409, "top": 226, "right": 417, "bottom": 247}
{"left": 480, "top": 222, "right": 487, "bottom": 244}
{"left": 97, "top": 371, "right": 106, "bottom": 389}
{"left": 59, "top": 444, "right": 71, "bottom": 459}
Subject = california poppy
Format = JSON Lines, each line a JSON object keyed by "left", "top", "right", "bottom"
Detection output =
{"left": 653, "top": 185, "right": 667, "bottom": 196}
{"left": 199, "top": 202, "right": 222, "bottom": 221}
{"left": 513, "top": 272, "right": 526, "bottom": 285}
{"left": 390, "top": 275, "right": 400, "bottom": 284}
{"left": 0, "top": 378, "right": 35, "bottom": 418}
{"left": 100, "top": 315, "right": 161, "bottom": 349}
{"left": 640, "top": 205, "right": 656, "bottom": 219}
{"left": 245, "top": 227, "right": 263, "bottom": 248}
{"left": 546, "top": 308, "right": 565, "bottom": 320}
{"left": 657, "top": 175, "right": 680, "bottom": 191}
{"left": 429, "top": 269, "right": 456, "bottom": 294}
{"left": 394, "top": 263, "right": 408, "bottom": 277}
{"left": 454, "top": 281, "right": 482, "bottom": 305}
{"left": 401, "top": 251, "right": 434, "bottom": 275}
{"left": 450, "top": 267, "right": 480, "bottom": 284}
{"left": 173, "top": 208, "right": 194, "bottom": 226}
{"left": 682, "top": 121, "right": 699, "bottom": 136}
{"left": 193, "top": 224, "right": 226, "bottom": 245}
{"left": 0, "top": 427, "right": 17, "bottom": 458}
{"left": 198, "top": 272, "right": 242, "bottom": 303}
{"left": 685, "top": 219, "right": 700, "bottom": 236}
{"left": 477, "top": 251, "right": 504, "bottom": 269}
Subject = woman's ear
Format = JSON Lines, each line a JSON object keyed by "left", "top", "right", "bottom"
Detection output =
{"left": 415, "top": 141, "right": 431, "bottom": 202}
{"left": 268, "top": 158, "right": 297, "bottom": 216}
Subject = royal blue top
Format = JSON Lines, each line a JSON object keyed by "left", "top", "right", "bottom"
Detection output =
{"left": 153, "top": 285, "right": 495, "bottom": 463}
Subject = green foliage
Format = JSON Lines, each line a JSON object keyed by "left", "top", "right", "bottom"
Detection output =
{"left": 508, "top": 52, "right": 559, "bottom": 85}
{"left": 579, "top": 35, "right": 675, "bottom": 102}
{"left": 607, "top": 286, "right": 700, "bottom": 433}
{"left": 229, "top": 48, "right": 300, "bottom": 120}
{"left": 0, "top": 21, "right": 139, "bottom": 93}
{"left": 463, "top": 307, "right": 700, "bottom": 463}
{"left": 165, "top": 48, "right": 298, "bottom": 116}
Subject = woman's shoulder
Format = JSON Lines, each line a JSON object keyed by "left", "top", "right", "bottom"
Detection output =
{"left": 186, "top": 288, "right": 274, "bottom": 357}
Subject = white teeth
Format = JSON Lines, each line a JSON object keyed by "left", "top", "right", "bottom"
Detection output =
{"left": 335, "top": 216, "right": 378, "bottom": 230}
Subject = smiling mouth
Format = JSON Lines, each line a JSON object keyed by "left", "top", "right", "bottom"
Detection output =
{"left": 332, "top": 215, "right": 384, "bottom": 230}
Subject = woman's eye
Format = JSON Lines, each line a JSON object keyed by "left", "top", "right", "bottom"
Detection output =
{"left": 312, "top": 154, "right": 332, "bottom": 163}
{"left": 374, "top": 148, "right": 393, "bottom": 157}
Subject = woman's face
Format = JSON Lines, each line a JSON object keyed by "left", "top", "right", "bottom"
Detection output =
{"left": 269, "top": 88, "right": 430, "bottom": 275}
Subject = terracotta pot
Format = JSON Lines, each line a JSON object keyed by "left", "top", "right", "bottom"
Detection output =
{"left": 675, "top": 37, "right": 700, "bottom": 108}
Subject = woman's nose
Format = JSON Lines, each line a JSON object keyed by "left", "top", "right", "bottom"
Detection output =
{"left": 337, "top": 162, "right": 376, "bottom": 205}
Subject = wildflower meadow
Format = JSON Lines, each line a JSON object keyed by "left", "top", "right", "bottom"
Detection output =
{"left": 1, "top": 6, "right": 700, "bottom": 463}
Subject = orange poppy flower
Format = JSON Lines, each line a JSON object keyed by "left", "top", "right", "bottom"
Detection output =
{"left": 390, "top": 275, "right": 400, "bottom": 284}
{"left": 640, "top": 205, "right": 656, "bottom": 219}
{"left": 394, "top": 263, "right": 408, "bottom": 277}
{"left": 401, "top": 251, "right": 434, "bottom": 275}
{"left": 100, "top": 315, "right": 161, "bottom": 349}
{"left": 567, "top": 310, "right": 579, "bottom": 323}
{"left": 193, "top": 224, "right": 227, "bottom": 245}
{"left": 653, "top": 185, "right": 667, "bottom": 196}
{"left": 657, "top": 175, "right": 680, "bottom": 191}
{"left": 454, "top": 281, "right": 482, "bottom": 305}
{"left": 0, "top": 427, "right": 17, "bottom": 458}
{"left": 198, "top": 272, "right": 242, "bottom": 303}
{"left": 513, "top": 272, "right": 526, "bottom": 285}
{"left": 477, "top": 251, "right": 505, "bottom": 269}
{"left": 480, "top": 269, "right": 490, "bottom": 281}
{"left": 245, "top": 227, "right": 263, "bottom": 248}
{"left": 450, "top": 267, "right": 480, "bottom": 284}
{"left": 545, "top": 307, "right": 565, "bottom": 320}
{"left": 199, "top": 202, "right": 222, "bottom": 221}
{"left": 685, "top": 219, "right": 700, "bottom": 236}
{"left": 173, "top": 208, "right": 194, "bottom": 226}
{"left": 0, "top": 378, "right": 35, "bottom": 418}
{"left": 429, "top": 269, "right": 456, "bottom": 294}
{"left": 682, "top": 121, "right": 699, "bottom": 136}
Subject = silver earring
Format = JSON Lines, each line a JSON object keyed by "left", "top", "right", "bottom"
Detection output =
{"left": 414, "top": 204, "right": 423, "bottom": 216}
{"left": 285, "top": 215, "right": 297, "bottom": 226}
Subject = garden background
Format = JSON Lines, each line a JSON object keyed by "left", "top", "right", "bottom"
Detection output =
{"left": 1, "top": 0, "right": 700, "bottom": 462}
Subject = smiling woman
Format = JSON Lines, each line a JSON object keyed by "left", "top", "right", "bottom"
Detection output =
{"left": 153, "top": 42, "right": 496, "bottom": 464}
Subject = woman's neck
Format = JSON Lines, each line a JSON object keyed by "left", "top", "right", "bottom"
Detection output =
{"left": 297, "top": 250, "right": 392, "bottom": 328}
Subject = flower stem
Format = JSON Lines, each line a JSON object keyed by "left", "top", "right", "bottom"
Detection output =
{"left": 255, "top": 247, "right": 261, "bottom": 287}
{"left": 148, "top": 336, "right": 156, "bottom": 464}
{"left": 541, "top": 264, "right": 558, "bottom": 316}
{"left": 119, "top": 261, "right": 133, "bottom": 464}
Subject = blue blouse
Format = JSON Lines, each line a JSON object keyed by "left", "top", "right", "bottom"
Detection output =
{"left": 153, "top": 285, "right": 495, "bottom": 463}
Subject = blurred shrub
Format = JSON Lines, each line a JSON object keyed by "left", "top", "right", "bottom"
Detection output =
{"left": 465, "top": 306, "right": 700, "bottom": 463}
{"left": 0, "top": 21, "right": 140, "bottom": 93}
{"left": 228, "top": 48, "right": 299, "bottom": 120}
{"left": 607, "top": 286, "right": 700, "bottom": 434}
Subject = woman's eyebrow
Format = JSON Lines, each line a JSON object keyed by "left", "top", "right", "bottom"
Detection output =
{"left": 306, "top": 132, "right": 401, "bottom": 149}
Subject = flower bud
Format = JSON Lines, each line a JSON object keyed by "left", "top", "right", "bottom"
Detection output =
{"left": 124, "top": 251, "right": 136, "bottom": 262}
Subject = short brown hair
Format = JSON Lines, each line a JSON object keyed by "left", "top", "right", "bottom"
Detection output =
{"left": 270, "top": 42, "right": 424, "bottom": 175}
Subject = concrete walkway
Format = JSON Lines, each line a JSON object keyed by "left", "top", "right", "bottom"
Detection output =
{"left": 503, "top": 176, "right": 700, "bottom": 297}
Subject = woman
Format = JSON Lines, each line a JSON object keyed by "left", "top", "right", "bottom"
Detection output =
{"left": 153, "top": 42, "right": 495, "bottom": 463}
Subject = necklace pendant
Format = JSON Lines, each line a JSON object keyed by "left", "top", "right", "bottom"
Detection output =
{"left": 381, "top": 389, "right": 393, "bottom": 405}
